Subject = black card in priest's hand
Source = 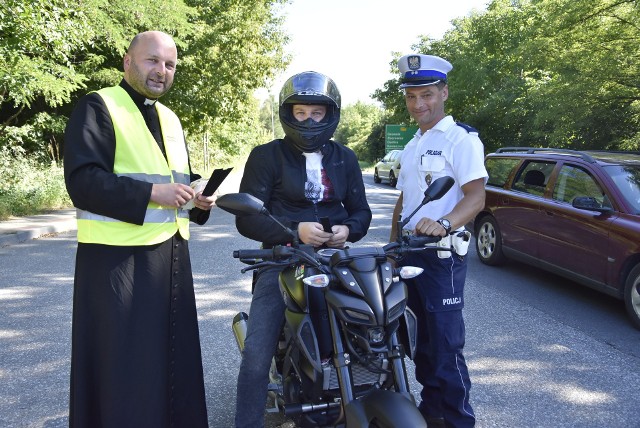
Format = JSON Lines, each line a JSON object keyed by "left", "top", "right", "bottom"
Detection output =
{"left": 202, "top": 167, "right": 233, "bottom": 196}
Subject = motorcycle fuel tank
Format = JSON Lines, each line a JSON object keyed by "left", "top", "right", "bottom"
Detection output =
{"left": 280, "top": 265, "right": 324, "bottom": 313}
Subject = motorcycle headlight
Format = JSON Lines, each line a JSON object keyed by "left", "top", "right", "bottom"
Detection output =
{"left": 368, "top": 327, "right": 385, "bottom": 344}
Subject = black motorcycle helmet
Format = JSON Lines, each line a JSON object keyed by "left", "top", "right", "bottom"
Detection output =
{"left": 278, "top": 71, "right": 341, "bottom": 153}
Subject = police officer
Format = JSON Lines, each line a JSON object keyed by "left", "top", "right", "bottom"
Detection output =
{"left": 389, "top": 54, "right": 488, "bottom": 428}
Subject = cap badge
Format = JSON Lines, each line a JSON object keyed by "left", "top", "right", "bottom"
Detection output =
{"left": 408, "top": 55, "right": 421, "bottom": 71}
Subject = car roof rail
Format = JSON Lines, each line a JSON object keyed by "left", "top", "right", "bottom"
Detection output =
{"left": 584, "top": 150, "right": 640, "bottom": 156}
{"left": 494, "top": 147, "right": 596, "bottom": 163}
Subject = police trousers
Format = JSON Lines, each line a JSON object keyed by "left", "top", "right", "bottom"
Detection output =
{"left": 400, "top": 250, "right": 475, "bottom": 428}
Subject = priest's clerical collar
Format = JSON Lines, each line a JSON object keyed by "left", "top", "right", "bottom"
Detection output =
{"left": 119, "top": 79, "right": 158, "bottom": 107}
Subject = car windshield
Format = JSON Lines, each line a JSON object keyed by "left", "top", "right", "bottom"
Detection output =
{"left": 602, "top": 164, "right": 640, "bottom": 214}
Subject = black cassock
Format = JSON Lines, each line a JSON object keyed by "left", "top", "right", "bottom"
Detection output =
{"left": 64, "top": 80, "right": 209, "bottom": 427}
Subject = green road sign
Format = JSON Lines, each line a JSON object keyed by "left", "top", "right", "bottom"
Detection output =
{"left": 385, "top": 124, "right": 418, "bottom": 152}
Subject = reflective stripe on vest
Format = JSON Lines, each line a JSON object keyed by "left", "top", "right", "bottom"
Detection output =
{"left": 77, "top": 208, "right": 188, "bottom": 223}
{"left": 77, "top": 86, "right": 191, "bottom": 245}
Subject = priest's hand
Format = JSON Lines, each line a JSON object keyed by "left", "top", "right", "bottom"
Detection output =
{"left": 151, "top": 183, "right": 195, "bottom": 208}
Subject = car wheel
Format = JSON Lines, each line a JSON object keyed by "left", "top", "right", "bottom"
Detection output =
{"left": 475, "top": 215, "right": 506, "bottom": 266}
{"left": 389, "top": 170, "right": 397, "bottom": 187}
{"left": 624, "top": 264, "right": 640, "bottom": 330}
{"left": 374, "top": 168, "right": 381, "bottom": 183}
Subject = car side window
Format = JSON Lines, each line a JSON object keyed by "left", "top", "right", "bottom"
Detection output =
{"left": 512, "top": 161, "right": 555, "bottom": 196}
{"left": 485, "top": 158, "right": 520, "bottom": 187}
{"left": 604, "top": 165, "right": 640, "bottom": 213}
{"left": 552, "top": 164, "right": 610, "bottom": 208}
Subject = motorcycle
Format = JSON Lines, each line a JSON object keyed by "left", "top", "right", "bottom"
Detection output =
{"left": 217, "top": 176, "right": 456, "bottom": 427}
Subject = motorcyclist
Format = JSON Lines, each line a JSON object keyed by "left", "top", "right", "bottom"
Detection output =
{"left": 233, "top": 71, "right": 372, "bottom": 428}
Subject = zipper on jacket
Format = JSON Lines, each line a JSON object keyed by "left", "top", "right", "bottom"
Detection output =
{"left": 312, "top": 203, "right": 320, "bottom": 222}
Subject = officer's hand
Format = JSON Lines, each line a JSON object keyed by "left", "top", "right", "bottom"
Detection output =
{"left": 298, "top": 222, "right": 333, "bottom": 247}
{"left": 326, "top": 225, "right": 349, "bottom": 248}
{"left": 414, "top": 217, "right": 447, "bottom": 237}
{"left": 150, "top": 183, "right": 195, "bottom": 208}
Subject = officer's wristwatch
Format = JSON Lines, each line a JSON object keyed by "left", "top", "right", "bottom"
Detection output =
{"left": 437, "top": 218, "right": 452, "bottom": 234}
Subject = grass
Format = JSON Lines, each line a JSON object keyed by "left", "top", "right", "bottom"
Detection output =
{"left": 0, "top": 152, "right": 72, "bottom": 221}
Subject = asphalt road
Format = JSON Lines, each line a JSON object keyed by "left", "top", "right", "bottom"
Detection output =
{"left": 1, "top": 174, "right": 639, "bottom": 428}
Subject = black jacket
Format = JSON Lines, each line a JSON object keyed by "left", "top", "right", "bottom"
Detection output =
{"left": 237, "top": 137, "right": 372, "bottom": 246}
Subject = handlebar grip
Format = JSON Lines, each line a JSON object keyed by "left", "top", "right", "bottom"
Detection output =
{"left": 233, "top": 249, "right": 277, "bottom": 259}
{"left": 407, "top": 235, "right": 441, "bottom": 247}
{"left": 233, "top": 246, "right": 296, "bottom": 260}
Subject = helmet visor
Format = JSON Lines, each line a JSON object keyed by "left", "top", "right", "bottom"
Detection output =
{"left": 279, "top": 72, "right": 341, "bottom": 108}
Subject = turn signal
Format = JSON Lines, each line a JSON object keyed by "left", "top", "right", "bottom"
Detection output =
{"left": 303, "top": 274, "right": 330, "bottom": 288}
{"left": 399, "top": 266, "right": 424, "bottom": 279}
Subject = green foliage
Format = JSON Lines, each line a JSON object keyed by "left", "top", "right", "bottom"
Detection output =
{"left": 528, "top": 0, "right": 640, "bottom": 150}
{"left": 257, "top": 94, "right": 285, "bottom": 140}
{"left": 335, "top": 102, "right": 382, "bottom": 144}
{"left": 0, "top": 147, "right": 71, "bottom": 220}
{"left": 3, "top": 113, "right": 67, "bottom": 163}
{"left": 167, "top": 0, "right": 290, "bottom": 134}
{"left": 1, "top": 0, "right": 90, "bottom": 109}
{"left": 371, "top": 54, "right": 410, "bottom": 126}
{"left": 334, "top": 102, "right": 384, "bottom": 163}
{"left": 0, "top": 0, "right": 289, "bottom": 217}
{"left": 374, "top": 0, "right": 640, "bottom": 153}
{"left": 4, "top": 0, "right": 640, "bottom": 219}
{"left": 1, "top": 0, "right": 289, "bottom": 163}
{"left": 185, "top": 92, "right": 283, "bottom": 175}
{"left": 0, "top": 0, "right": 197, "bottom": 163}
{"left": 186, "top": 110, "right": 274, "bottom": 176}
{"left": 364, "top": 121, "right": 389, "bottom": 163}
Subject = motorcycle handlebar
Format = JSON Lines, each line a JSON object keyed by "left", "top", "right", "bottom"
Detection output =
{"left": 233, "top": 235, "right": 450, "bottom": 268}
{"left": 406, "top": 235, "right": 441, "bottom": 247}
{"left": 233, "top": 246, "right": 295, "bottom": 260}
{"left": 383, "top": 235, "right": 449, "bottom": 257}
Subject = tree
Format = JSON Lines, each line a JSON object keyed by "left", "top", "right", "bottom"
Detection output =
{"left": 257, "top": 94, "right": 284, "bottom": 140}
{"left": 0, "top": 0, "right": 198, "bottom": 161}
{"left": 170, "top": 0, "right": 290, "bottom": 171}
{"left": 374, "top": 0, "right": 640, "bottom": 152}
{"left": 363, "top": 120, "right": 388, "bottom": 163}
{"left": 371, "top": 53, "right": 411, "bottom": 127}
{"left": 167, "top": 0, "right": 290, "bottom": 134}
{"left": 0, "top": 0, "right": 290, "bottom": 166}
{"left": 334, "top": 101, "right": 383, "bottom": 162}
{"left": 529, "top": 0, "right": 640, "bottom": 150}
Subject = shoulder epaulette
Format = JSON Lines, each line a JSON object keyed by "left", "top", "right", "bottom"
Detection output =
{"left": 456, "top": 122, "right": 479, "bottom": 135}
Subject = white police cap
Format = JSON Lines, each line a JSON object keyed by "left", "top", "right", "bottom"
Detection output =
{"left": 398, "top": 54, "right": 453, "bottom": 88}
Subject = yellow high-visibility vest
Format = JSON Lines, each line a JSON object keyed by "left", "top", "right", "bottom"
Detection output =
{"left": 76, "top": 86, "right": 191, "bottom": 245}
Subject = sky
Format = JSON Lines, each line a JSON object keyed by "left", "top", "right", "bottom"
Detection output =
{"left": 259, "top": 0, "right": 490, "bottom": 106}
